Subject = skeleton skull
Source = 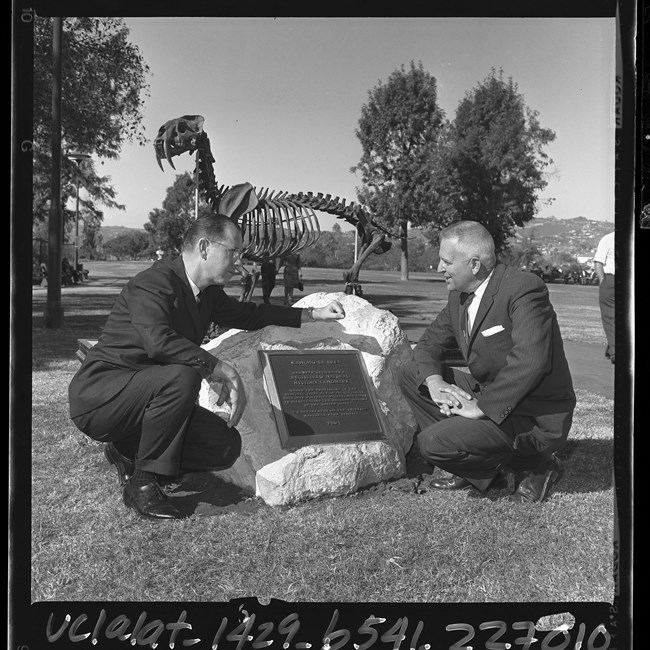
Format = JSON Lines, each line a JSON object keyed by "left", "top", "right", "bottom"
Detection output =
{"left": 154, "top": 114, "right": 205, "bottom": 170}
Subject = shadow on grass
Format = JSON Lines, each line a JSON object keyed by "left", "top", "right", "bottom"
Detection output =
{"left": 366, "top": 293, "right": 439, "bottom": 319}
{"left": 559, "top": 437, "right": 614, "bottom": 492}
{"left": 31, "top": 291, "right": 434, "bottom": 365}
{"left": 164, "top": 472, "right": 265, "bottom": 518}
{"left": 158, "top": 436, "right": 614, "bottom": 518}
{"left": 31, "top": 317, "right": 107, "bottom": 368}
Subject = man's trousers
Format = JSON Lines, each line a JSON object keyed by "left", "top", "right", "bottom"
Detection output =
{"left": 71, "top": 364, "right": 241, "bottom": 476}
{"left": 397, "top": 361, "right": 573, "bottom": 492}
{"left": 599, "top": 273, "right": 615, "bottom": 359}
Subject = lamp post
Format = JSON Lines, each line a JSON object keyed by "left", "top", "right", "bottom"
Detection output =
{"left": 66, "top": 151, "right": 91, "bottom": 271}
{"left": 44, "top": 17, "right": 64, "bottom": 328}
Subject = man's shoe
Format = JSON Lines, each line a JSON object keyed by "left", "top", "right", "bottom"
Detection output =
{"left": 489, "top": 472, "right": 509, "bottom": 490}
{"left": 123, "top": 479, "right": 185, "bottom": 520}
{"left": 104, "top": 443, "right": 135, "bottom": 485}
{"left": 426, "top": 475, "right": 472, "bottom": 490}
{"left": 509, "top": 456, "right": 564, "bottom": 504}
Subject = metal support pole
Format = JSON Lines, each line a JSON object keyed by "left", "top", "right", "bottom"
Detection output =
{"left": 67, "top": 152, "right": 90, "bottom": 276}
{"left": 44, "top": 17, "right": 64, "bottom": 328}
{"left": 74, "top": 175, "right": 80, "bottom": 269}
{"left": 194, "top": 150, "right": 199, "bottom": 219}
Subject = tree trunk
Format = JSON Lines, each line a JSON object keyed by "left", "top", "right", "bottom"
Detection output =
{"left": 399, "top": 219, "right": 409, "bottom": 281}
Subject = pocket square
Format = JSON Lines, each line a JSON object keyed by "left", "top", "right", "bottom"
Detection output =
{"left": 481, "top": 325, "right": 505, "bottom": 337}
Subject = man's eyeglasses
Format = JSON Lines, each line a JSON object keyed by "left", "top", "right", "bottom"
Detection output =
{"left": 207, "top": 240, "right": 243, "bottom": 261}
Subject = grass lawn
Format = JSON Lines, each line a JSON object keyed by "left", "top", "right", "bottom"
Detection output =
{"left": 28, "top": 263, "right": 616, "bottom": 605}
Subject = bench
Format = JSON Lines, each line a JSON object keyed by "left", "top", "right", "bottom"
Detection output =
{"left": 76, "top": 339, "right": 98, "bottom": 363}
{"left": 34, "top": 264, "right": 89, "bottom": 287}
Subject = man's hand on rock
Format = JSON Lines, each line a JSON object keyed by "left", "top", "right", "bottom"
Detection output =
{"left": 303, "top": 301, "right": 346, "bottom": 323}
{"left": 211, "top": 359, "right": 247, "bottom": 428}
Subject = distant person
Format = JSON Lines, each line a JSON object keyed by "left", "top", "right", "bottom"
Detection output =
{"left": 61, "top": 257, "right": 78, "bottom": 285}
{"left": 155, "top": 248, "right": 165, "bottom": 261}
{"left": 38, "top": 261, "right": 48, "bottom": 287}
{"left": 260, "top": 258, "right": 278, "bottom": 304}
{"left": 76, "top": 261, "right": 87, "bottom": 281}
{"left": 68, "top": 214, "right": 345, "bottom": 520}
{"left": 593, "top": 231, "right": 615, "bottom": 364}
{"left": 281, "top": 253, "right": 302, "bottom": 306}
{"left": 398, "top": 221, "right": 575, "bottom": 504}
{"left": 239, "top": 261, "right": 260, "bottom": 302}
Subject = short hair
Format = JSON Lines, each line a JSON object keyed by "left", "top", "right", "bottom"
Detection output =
{"left": 440, "top": 221, "right": 497, "bottom": 270}
{"left": 182, "top": 214, "right": 240, "bottom": 251}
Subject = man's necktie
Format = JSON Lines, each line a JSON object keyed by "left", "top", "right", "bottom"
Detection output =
{"left": 196, "top": 291, "right": 202, "bottom": 307}
{"left": 461, "top": 292, "right": 475, "bottom": 344}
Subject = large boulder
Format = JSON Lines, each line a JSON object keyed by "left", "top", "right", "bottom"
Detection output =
{"left": 198, "top": 292, "right": 417, "bottom": 506}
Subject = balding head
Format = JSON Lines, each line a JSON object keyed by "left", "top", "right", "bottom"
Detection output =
{"left": 439, "top": 221, "right": 497, "bottom": 272}
{"left": 182, "top": 214, "right": 240, "bottom": 252}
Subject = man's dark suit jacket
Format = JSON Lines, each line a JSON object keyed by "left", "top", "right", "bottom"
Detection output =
{"left": 412, "top": 263, "right": 576, "bottom": 426}
{"left": 69, "top": 257, "right": 301, "bottom": 418}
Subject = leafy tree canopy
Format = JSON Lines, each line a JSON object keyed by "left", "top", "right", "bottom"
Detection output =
{"left": 33, "top": 17, "right": 151, "bottom": 240}
{"left": 351, "top": 60, "right": 445, "bottom": 231}
{"left": 102, "top": 230, "right": 152, "bottom": 261}
{"left": 144, "top": 172, "right": 212, "bottom": 254}
{"left": 430, "top": 68, "right": 556, "bottom": 252}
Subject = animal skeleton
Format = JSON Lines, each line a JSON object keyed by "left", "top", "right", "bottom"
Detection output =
{"left": 154, "top": 114, "right": 393, "bottom": 291}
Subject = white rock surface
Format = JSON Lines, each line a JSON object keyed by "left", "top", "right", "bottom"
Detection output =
{"left": 198, "top": 292, "right": 417, "bottom": 506}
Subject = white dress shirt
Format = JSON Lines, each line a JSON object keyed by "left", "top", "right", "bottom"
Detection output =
{"left": 468, "top": 270, "right": 493, "bottom": 333}
{"left": 593, "top": 232, "right": 615, "bottom": 275}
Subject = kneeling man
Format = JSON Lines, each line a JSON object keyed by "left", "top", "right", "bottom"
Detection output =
{"left": 69, "top": 212, "right": 345, "bottom": 520}
{"left": 398, "top": 221, "right": 575, "bottom": 503}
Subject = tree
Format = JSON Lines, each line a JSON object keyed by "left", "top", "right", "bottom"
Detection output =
{"left": 352, "top": 61, "right": 445, "bottom": 280}
{"left": 300, "top": 224, "right": 355, "bottom": 269}
{"left": 144, "top": 172, "right": 212, "bottom": 254}
{"left": 103, "top": 231, "right": 151, "bottom": 260}
{"left": 79, "top": 219, "right": 103, "bottom": 260}
{"left": 499, "top": 236, "right": 544, "bottom": 269}
{"left": 33, "top": 17, "right": 150, "bottom": 242}
{"left": 430, "top": 68, "right": 556, "bottom": 252}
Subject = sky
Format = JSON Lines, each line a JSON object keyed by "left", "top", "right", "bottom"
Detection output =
{"left": 93, "top": 17, "right": 616, "bottom": 232}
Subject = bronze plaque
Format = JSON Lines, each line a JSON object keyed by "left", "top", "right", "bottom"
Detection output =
{"left": 259, "top": 350, "right": 386, "bottom": 449}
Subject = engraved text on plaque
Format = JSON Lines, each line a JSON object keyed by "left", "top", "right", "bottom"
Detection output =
{"left": 259, "top": 350, "right": 386, "bottom": 449}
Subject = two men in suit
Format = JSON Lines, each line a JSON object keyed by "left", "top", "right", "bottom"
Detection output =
{"left": 68, "top": 213, "right": 345, "bottom": 520}
{"left": 398, "top": 221, "right": 575, "bottom": 503}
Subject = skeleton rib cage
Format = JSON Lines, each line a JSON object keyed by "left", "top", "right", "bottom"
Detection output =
{"left": 154, "top": 114, "right": 393, "bottom": 265}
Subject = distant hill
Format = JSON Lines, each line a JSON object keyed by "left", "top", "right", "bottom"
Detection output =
{"left": 512, "top": 216, "right": 614, "bottom": 258}
{"left": 100, "top": 216, "right": 614, "bottom": 260}
{"left": 100, "top": 225, "right": 146, "bottom": 242}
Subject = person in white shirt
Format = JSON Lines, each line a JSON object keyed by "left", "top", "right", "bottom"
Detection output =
{"left": 593, "top": 232, "right": 615, "bottom": 364}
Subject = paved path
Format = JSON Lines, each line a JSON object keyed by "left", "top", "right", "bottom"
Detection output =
{"left": 400, "top": 320, "right": 614, "bottom": 400}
